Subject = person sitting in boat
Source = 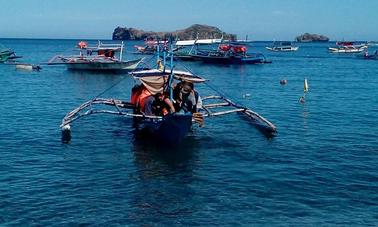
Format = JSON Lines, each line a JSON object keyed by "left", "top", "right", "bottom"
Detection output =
{"left": 173, "top": 81, "right": 202, "bottom": 113}
{"left": 152, "top": 92, "right": 175, "bottom": 116}
{"left": 130, "top": 84, "right": 154, "bottom": 115}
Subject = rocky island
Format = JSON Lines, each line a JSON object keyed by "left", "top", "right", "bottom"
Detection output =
{"left": 295, "top": 33, "right": 329, "bottom": 42}
{"left": 112, "top": 24, "right": 236, "bottom": 40}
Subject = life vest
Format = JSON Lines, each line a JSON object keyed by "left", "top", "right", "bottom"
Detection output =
{"left": 130, "top": 85, "right": 143, "bottom": 105}
{"left": 137, "top": 89, "right": 152, "bottom": 112}
{"left": 219, "top": 44, "right": 231, "bottom": 51}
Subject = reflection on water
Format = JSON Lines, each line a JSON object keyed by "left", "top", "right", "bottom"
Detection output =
{"left": 129, "top": 135, "right": 200, "bottom": 224}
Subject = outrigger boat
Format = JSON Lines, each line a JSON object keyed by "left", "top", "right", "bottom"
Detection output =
{"left": 60, "top": 42, "right": 277, "bottom": 144}
{"left": 133, "top": 40, "right": 170, "bottom": 55}
{"left": 47, "top": 41, "right": 143, "bottom": 72}
{"left": 328, "top": 41, "right": 367, "bottom": 53}
{"left": 265, "top": 41, "right": 299, "bottom": 52}
{"left": 15, "top": 63, "right": 42, "bottom": 71}
{"left": 175, "top": 39, "right": 270, "bottom": 64}
{"left": 0, "top": 48, "right": 22, "bottom": 63}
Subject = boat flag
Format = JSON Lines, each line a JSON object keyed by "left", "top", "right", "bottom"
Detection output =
{"left": 304, "top": 78, "right": 309, "bottom": 93}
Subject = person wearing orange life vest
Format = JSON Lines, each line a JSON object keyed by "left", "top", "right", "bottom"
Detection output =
{"left": 130, "top": 84, "right": 154, "bottom": 115}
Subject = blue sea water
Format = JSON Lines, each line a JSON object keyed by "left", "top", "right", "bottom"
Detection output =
{"left": 0, "top": 39, "right": 377, "bottom": 226}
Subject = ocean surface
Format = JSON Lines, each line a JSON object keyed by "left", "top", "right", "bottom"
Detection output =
{"left": 0, "top": 39, "right": 377, "bottom": 226}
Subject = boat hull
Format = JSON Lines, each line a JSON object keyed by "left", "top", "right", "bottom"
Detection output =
{"left": 135, "top": 113, "right": 193, "bottom": 144}
{"left": 16, "top": 64, "right": 41, "bottom": 71}
{"left": 65, "top": 58, "right": 142, "bottom": 72}
{"left": 266, "top": 46, "right": 299, "bottom": 52}
{"left": 190, "top": 54, "right": 268, "bottom": 64}
{"left": 328, "top": 45, "right": 367, "bottom": 53}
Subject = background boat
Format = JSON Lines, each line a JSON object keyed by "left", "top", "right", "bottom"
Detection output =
{"left": 47, "top": 41, "right": 143, "bottom": 72}
{"left": 266, "top": 41, "right": 299, "bottom": 52}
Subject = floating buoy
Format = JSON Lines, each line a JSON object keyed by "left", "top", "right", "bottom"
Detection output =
{"left": 243, "top": 93, "right": 251, "bottom": 98}
{"left": 304, "top": 78, "right": 309, "bottom": 93}
{"left": 299, "top": 96, "right": 305, "bottom": 103}
{"left": 61, "top": 124, "right": 71, "bottom": 143}
{"left": 280, "top": 79, "right": 287, "bottom": 85}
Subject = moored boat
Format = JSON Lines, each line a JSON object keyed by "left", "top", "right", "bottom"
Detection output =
{"left": 175, "top": 40, "right": 270, "bottom": 64}
{"left": 15, "top": 63, "right": 42, "bottom": 71}
{"left": 328, "top": 41, "right": 367, "bottom": 53}
{"left": 265, "top": 41, "right": 299, "bottom": 52}
{"left": 47, "top": 41, "right": 143, "bottom": 72}
{"left": 0, "top": 48, "right": 22, "bottom": 63}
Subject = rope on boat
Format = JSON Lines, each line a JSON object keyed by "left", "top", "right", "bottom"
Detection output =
{"left": 174, "top": 61, "right": 277, "bottom": 134}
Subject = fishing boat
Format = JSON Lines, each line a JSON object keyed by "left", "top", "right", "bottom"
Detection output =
{"left": 174, "top": 38, "right": 222, "bottom": 61}
{"left": 328, "top": 41, "right": 367, "bottom": 53}
{"left": 175, "top": 40, "right": 270, "bottom": 64}
{"left": 60, "top": 42, "right": 277, "bottom": 144}
{"left": 265, "top": 41, "right": 299, "bottom": 52}
{"left": 133, "top": 40, "right": 170, "bottom": 55}
{"left": 15, "top": 63, "right": 42, "bottom": 71}
{"left": 0, "top": 48, "right": 22, "bottom": 63}
{"left": 47, "top": 41, "right": 143, "bottom": 72}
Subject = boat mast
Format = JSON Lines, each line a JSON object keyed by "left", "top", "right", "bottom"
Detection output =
{"left": 156, "top": 37, "right": 160, "bottom": 69}
{"left": 168, "top": 38, "right": 174, "bottom": 100}
{"left": 119, "top": 41, "right": 124, "bottom": 61}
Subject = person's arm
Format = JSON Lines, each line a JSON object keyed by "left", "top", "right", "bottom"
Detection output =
{"left": 164, "top": 98, "right": 176, "bottom": 113}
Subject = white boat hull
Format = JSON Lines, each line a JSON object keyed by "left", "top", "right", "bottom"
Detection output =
{"left": 328, "top": 46, "right": 367, "bottom": 53}
{"left": 15, "top": 64, "right": 41, "bottom": 71}
{"left": 266, "top": 46, "right": 299, "bottom": 52}
{"left": 65, "top": 58, "right": 142, "bottom": 71}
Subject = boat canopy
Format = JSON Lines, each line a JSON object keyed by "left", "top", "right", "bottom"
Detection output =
{"left": 175, "top": 39, "right": 222, "bottom": 46}
{"left": 336, "top": 41, "right": 354, "bottom": 46}
{"left": 131, "top": 69, "right": 206, "bottom": 83}
{"left": 280, "top": 41, "right": 292, "bottom": 46}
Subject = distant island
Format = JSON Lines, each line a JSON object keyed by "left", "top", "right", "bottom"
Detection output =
{"left": 112, "top": 24, "right": 236, "bottom": 41}
{"left": 295, "top": 33, "right": 329, "bottom": 42}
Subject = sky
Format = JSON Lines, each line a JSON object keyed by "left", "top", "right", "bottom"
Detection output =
{"left": 0, "top": 0, "right": 377, "bottom": 41}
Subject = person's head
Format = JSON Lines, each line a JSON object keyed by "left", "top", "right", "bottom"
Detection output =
{"left": 180, "top": 81, "right": 193, "bottom": 95}
{"left": 154, "top": 92, "right": 165, "bottom": 101}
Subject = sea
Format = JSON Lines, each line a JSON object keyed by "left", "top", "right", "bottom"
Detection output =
{"left": 0, "top": 39, "right": 377, "bottom": 226}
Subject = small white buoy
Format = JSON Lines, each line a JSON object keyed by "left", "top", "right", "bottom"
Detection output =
{"left": 304, "top": 78, "right": 309, "bottom": 93}
{"left": 61, "top": 124, "right": 71, "bottom": 143}
{"left": 243, "top": 93, "right": 251, "bottom": 98}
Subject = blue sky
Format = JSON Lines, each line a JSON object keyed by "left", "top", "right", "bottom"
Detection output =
{"left": 1, "top": 0, "right": 377, "bottom": 40}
